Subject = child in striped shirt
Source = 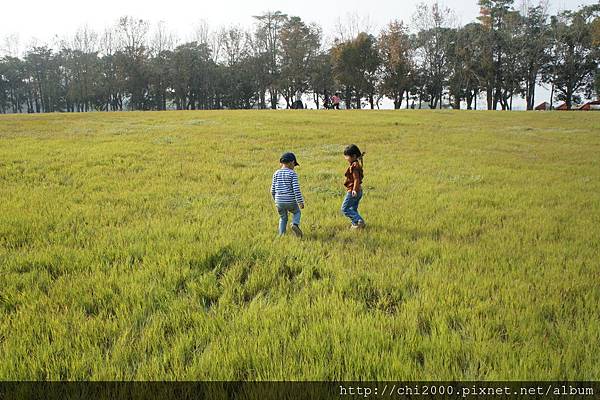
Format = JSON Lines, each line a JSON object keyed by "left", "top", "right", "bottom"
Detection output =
{"left": 271, "top": 152, "right": 305, "bottom": 237}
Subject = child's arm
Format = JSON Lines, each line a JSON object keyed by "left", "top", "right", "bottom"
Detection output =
{"left": 352, "top": 165, "right": 362, "bottom": 195}
{"left": 352, "top": 171, "right": 361, "bottom": 192}
{"left": 271, "top": 173, "right": 276, "bottom": 201}
{"left": 291, "top": 173, "right": 305, "bottom": 208}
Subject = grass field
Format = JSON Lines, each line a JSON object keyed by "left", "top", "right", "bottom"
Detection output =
{"left": 0, "top": 110, "right": 599, "bottom": 380}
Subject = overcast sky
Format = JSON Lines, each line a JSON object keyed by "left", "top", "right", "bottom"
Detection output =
{"left": 1, "top": 0, "right": 597, "bottom": 51}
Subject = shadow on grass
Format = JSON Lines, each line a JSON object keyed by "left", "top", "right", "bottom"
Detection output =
{"left": 295, "top": 222, "right": 443, "bottom": 247}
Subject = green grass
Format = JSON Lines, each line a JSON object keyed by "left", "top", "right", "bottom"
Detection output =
{"left": 0, "top": 110, "right": 599, "bottom": 380}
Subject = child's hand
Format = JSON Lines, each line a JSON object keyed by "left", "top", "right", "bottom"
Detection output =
{"left": 300, "top": 203, "right": 305, "bottom": 209}
{"left": 351, "top": 191, "right": 357, "bottom": 197}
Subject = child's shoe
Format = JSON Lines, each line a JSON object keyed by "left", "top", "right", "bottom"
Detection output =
{"left": 351, "top": 221, "right": 366, "bottom": 229}
{"left": 291, "top": 224, "right": 303, "bottom": 238}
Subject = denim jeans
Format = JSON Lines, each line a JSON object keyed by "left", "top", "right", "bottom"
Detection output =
{"left": 341, "top": 190, "right": 364, "bottom": 224}
{"left": 276, "top": 203, "right": 301, "bottom": 235}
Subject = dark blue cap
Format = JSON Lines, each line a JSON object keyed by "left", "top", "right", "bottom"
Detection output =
{"left": 280, "top": 152, "right": 299, "bottom": 166}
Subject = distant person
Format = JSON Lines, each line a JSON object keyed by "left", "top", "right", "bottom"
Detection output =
{"left": 271, "top": 152, "right": 305, "bottom": 237}
{"left": 324, "top": 94, "right": 332, "bottom": 110}
{"left": 332, "top": 93, "right": 341, "bottom": 110}
{"left": 341, "top": 144, "right": 366, "bottom": 229}
{"left": 293, "top": 92, "right": 304, "bottom": 110}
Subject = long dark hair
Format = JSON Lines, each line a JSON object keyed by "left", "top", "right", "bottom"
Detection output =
{"left": 344, "top": 144, "right": 365, "bottom": 167}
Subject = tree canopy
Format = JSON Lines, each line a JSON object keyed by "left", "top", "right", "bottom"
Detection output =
{"left": 0, "top": 1, "right": 598, "bottom": 114}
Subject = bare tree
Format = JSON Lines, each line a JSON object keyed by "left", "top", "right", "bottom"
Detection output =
{"left": 192, "top": 20, "right": 222, "bottom": 63}
{"left": 1, "top": 34, "right": 21, "bottom": 58}
{"left": 72, "top": 25, "right": 99, "bottom": 53}
{"left": 117, "top": 16, "right": 150, "bottom": 56}
{"left": 335, "top": 12, "right": 376, "bottom": 43}
{"left": 151, "top": 21, "right": 177, "bottom": 56}
{"left": 193, "top": 20, "right": 211, "bottom": 46}
{"left": 412, "top": 1, "right": 457, "bottom": 108}
{"left": 100, "top": 26, "right": 120, "bottom": 57}
{"left": 379, "top": 20, "right": 414, "bottom": 109}
{"left": 253, "top": 11, "right": 289, "bottom": 109}
{"left": 219, "top": 26, "right": 251, "bottom": 66}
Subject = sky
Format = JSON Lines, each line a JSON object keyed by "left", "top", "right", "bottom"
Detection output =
{"left": 1, "top": 0, "right": 597, "bottom": 52}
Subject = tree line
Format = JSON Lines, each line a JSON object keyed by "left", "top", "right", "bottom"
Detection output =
{"left": 0, "top": 0, "right": 598, "bottom": 114}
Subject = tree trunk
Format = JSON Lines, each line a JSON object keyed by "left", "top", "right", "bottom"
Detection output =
{"left": 526, "top": 76, "right": 536, "bottom": 111}
{"left": 466, "top": 90, "right": 473, "bottom": 110}
{"left": 394, "top": 91, "right": 404, "bottom": 110}
{"left": 345, "top": 87, "right": 352, "bottom": 109}
{"left": 270, "top": 89, "right": 278, "bottom": 109}
{"left": 493, "top": 87, "right": 502, "bottom": 110}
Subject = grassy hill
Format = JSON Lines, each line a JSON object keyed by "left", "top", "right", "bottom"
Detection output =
{"left": 0, "top": 110, "right": 599, "bottom": 380}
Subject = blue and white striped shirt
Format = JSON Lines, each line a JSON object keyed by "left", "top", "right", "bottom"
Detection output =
{"left": 271, "top": 168, "right": 304, "bottom": 206}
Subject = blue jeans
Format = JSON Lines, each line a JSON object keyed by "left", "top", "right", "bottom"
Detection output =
{"left": 341, "top": 190, "right": 364, "bottom": 224}
{"left": 276, "top": 203, "right": 301, "bottom": 235}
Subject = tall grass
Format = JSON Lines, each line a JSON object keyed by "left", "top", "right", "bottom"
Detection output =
{"left": 0, "top": 110, "right": 599, "bottom": 380}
